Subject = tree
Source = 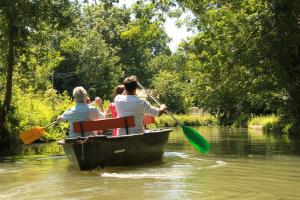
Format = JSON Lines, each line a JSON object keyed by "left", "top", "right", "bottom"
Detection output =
{"left": 0, "top": 0, "right": 74, "bottom": 147}
{"left": 52, "top": 4, "right": 129, "bottom": 99}
{"left": 152, "top": 70, "right": 193, "bottom": 113}
{"left": 53, "top": 2, "right": 171, "bottom": 98}
{"left": 77, "top": 29, "right": 123, "bottom": 99}
{"left": 260, "top": 0, "right": 300, "bottom": 133}
{"left": 168, "top": 0, "right": 294, "bottom": 127}
{"left": 120, "top": 1, "right": 171, "bottom": 86}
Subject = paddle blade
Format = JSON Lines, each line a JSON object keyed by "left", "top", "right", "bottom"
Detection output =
{"left": 19, "top": 127, "right": 45, "bottom": 144}
{"left": 181, "top": 125, "right": 211, "bottom": 154}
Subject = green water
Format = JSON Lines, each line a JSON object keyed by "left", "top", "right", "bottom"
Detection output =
{"left": 1, "top": 126, "right": 300, "bottom": 200}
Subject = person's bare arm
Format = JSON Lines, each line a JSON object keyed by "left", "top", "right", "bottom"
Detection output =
{"left": 158, "top": 104, "right": 167, "bottom": 116}
{"left": 56, "top": 116, "right": 64, "bottom": 124}
{"left": 95, "top": 97, "right": 104, "bottom": 112}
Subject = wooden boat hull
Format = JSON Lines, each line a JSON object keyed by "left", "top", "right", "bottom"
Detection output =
{"left": 59, "top": 129, "right": 171, "bottom": 170}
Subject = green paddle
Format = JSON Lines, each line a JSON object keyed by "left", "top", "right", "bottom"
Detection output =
{"left": 137, "top": 81, "right": 211, "bottom": 154}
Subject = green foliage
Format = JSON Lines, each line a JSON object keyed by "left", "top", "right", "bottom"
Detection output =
{"left": 0, "top": 0, "right": 77, "bottom": 147}
{"left": 153, "top": 114, "right": 217, "bottom": 128}
{"left": 53, "top": 2, "right": 171, "bottom": 97}
{"left": 120, "top": 1, "right": 171, "bottom": 86}
{"left": 7, "top": 87, "right": 73, "bottom": 142}
{"left": 60, "top": 37, "right": 81, "bottom": 53}
{"left": 177, "top": 0, "right": 282, "bottom": 125}
{"left": 16, "top": 38, "right": 64, "bottom": 91}
{"left": 233, "top": 113, "right": 249, "bottom": 127}
{"left": 171, "top": 0, "right": 300, "bottom": 132}
{"left": 0, "top": 0, "right": 75, "bottom": 47}
{"left": 248, "top": 115, "right": 281, "bottom": 132}
{"left": 148, "top": 53, "right": 187, "bottom": 75}
{"left": 1, "top": 0, "right": 299, "bottom": 146}
{"left": 152, "top": 70, "right": 193, "bottom": 113}
{"left": 78, "top": 29, "right": 122, "bottom": 99}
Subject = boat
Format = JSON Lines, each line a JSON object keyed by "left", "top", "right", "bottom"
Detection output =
{"left": 59, "top": 129, "right": 171, "bottom": 170}
{"left": 58, "top": 116, "right": 172, "bottom": 170}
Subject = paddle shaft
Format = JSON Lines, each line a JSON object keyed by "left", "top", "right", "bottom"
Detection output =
{"left": 43, "top": 121, "right": 57, "bottom": 129}
{"left": 136, "top": 81, "right": 180, "bottom": 125}
{"left": 137, "top": 80, "right": 211, "bottom": 154}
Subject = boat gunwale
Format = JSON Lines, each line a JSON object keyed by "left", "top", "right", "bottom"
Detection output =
{"left": 58, "top": 128, "right": 172, "bottom": 145}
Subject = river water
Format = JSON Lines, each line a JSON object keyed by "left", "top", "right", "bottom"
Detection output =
{"left": 0, "top": 126, "right": 300, "bottom": 200}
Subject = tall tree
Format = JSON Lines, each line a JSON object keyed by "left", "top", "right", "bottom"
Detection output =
{"left": 0, "top": 0, "right": 74, "bottom": 146}
{"left": 120, "top": 1, "right": 171, "bottom": 86}
{"left": 53, "top": 4, "right": 129, "bottom": 98}
{"left": 262, "top": 0, "right": 300, "bottom": 133}
{"left": 54, "top": 2, "right": 171, "bottom": 97}
{"left": 172, "top": 0, "right": 278, "bottom": 124}
{"left": 173, "top": 0, "right": 300, "bottom": 130}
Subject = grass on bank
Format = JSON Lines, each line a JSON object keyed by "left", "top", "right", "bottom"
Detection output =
{"left": 248, "top": 115, "right": 281, "bottom": 132}
{"left": 152, "top": 114, "right": 218, "bottom": 128}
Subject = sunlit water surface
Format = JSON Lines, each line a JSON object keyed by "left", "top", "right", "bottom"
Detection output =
{"left": 1, "top": 126, "right": 300, "bottom": 200}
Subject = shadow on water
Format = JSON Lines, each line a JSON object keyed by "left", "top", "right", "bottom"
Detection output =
{"left": 0, "top": 143, "right": 66, "bottom": 163}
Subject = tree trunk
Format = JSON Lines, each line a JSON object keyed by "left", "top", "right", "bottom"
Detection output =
{"left": 0, "top": 3, "right": 16, "bottom": 148}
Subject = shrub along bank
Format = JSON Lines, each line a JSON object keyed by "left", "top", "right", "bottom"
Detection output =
{"left": 153, "top": 114, "right": 218, "bottom": 128}
{"left": 7, "top": 88, "right": 73, "bottom": 143}
{"left": 248, "top": 115, "right": 283, "bottom": 133}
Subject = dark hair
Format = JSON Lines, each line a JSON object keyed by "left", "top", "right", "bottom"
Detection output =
{"left": 123, "top": 76, "right": 138, "bottom": 93}
{"left": 113, "top": 85, "right": 125, "bottom": 97}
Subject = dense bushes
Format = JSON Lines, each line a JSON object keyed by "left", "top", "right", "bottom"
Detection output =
{"left": 248, "top": 115, "right": 281, "bottom": 133}
{"left": 153, "top": 114, "right": 218, "bottom": 128}
{"left": 7, "top": 87, "right": 73, "bottom": 142}
{"left": 151, "top": 71, "right": 194, "bottom": 114}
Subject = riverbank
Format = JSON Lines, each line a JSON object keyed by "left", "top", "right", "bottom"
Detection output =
{"left": 248, "top": 115, "right": 282, "bottom": 133}
{"left": 15, "top": 112, "right": 286, "bottom": 144}
{"left": 153, "top": 114, "right": 218, "bottom": 128}
{"left": 17, "top": 114, "right": 218, "bottom": 144}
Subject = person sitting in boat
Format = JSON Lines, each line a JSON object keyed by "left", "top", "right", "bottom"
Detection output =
{"left": 114, "top": 76, "right": 167, "bottom": 136}
{"left": 57, "top": 86, "right": 105, "bottom": 138}
{"left": 105, "top": 84, "right": 125, "bottom": 136}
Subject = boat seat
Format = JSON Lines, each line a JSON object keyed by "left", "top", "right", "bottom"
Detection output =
{"left": 73, "top": 116, "right": 135, "bottom": 136}
{"left": 143, "top": 115, "right": 157, "bottom": 129}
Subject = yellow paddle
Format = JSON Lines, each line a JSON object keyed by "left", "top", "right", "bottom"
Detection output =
{"left": 19, "top": 121, "right": 56, "bottom": 144}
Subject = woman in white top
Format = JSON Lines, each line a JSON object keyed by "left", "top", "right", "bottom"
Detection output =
{"left": 115, "top": 76, "right": 167, "bottom": 136}
{"left": 57, "top": 86, "right": 105, "bottom": 138}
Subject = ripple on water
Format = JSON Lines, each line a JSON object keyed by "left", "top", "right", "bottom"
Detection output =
{"left": 49, "top": 155, "right": 67, "bottom": 159}
{"left": 164, "top": 150, "right": 227, "bottom": 171}
{"left": 100, "top": 171, "right": 187, "bottom": 179}
{"left": 207, "top": 160, "right": 226, "bottom": 168}
{"left": 187, "top": 157, "right": 202, "bottom": 161}
{"left": 164, "top": 151, "right": 189, "bottom": 158}
{"left": 196, "top": 160, "right": 226, "bottom": 170}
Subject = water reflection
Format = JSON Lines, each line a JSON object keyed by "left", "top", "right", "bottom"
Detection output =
{"left": 0, "top": 126, "right": 300, "bottom": 200}
{"left": 169, "top": 126, "right": 300, "bottom": 157}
